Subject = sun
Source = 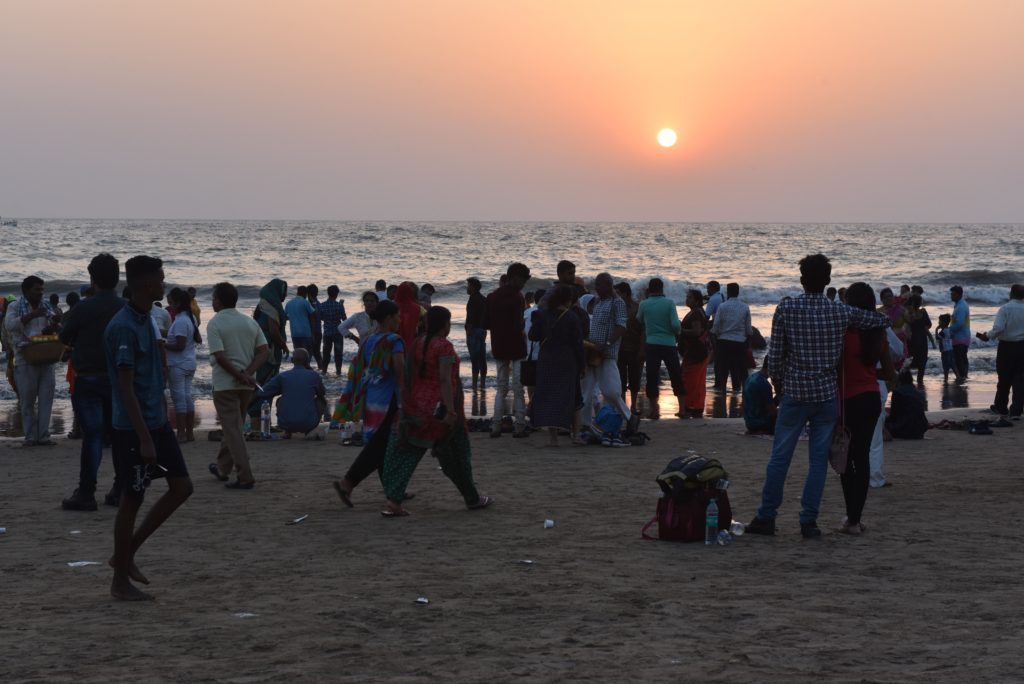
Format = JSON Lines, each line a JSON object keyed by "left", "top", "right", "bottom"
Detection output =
{"left": 657, "top": 128, "right": 678, "bottom": 148}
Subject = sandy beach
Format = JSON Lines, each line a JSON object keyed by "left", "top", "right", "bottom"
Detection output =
{"left": 2, "top": 407, "right": 1022, "bottom": 683}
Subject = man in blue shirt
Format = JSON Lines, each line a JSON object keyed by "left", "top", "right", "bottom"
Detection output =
{"left": 285, "top": 285, "right": 315, "bottom": 354}
{"left": 105, "top": 255, "right": 194, "bottom": 601}
{"left": 746, "top": 254, "right": 889, "bottom": 539}
{"left": 256, "top": 349, "right": 326, "bottom": 437}
{"left": 742, "top": 357, "right": 776, "bottom": 435}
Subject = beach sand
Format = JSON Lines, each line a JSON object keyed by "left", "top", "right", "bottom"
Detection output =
{"left": 2, "top": 408, "right": 1022, "bottom": 682}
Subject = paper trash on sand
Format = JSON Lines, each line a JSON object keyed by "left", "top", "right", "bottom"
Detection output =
{"left": 67, "top": 561, "right": 101, "bottom": 567}
{"left": 233, "top": 612, "right": 258, "bottom": 619}
{"left": 416, "top": 597, "right": 429, "bottom": 604}
{"left": 286, "top": 514, "right": 309, "bottom": 525}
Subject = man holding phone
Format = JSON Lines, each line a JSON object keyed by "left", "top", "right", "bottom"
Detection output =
{"left": 105, "top": 256, "right": 194, "bottom": 601}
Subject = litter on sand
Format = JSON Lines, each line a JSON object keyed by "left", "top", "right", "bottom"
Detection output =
{"left": 70, "top": 530, "right": 82, "bottom": 535}
{"left": 67, "top": 561, "right": 101, "bottom": 567}
{"left": 516, "top": 560, "right": 535, "bottom": 565}
{"left": 286, "top": 514, "right": 309, "bottom": 525}
{"left": 543, "top": 519, "right": 555, "bottom": 529}
{"left": 0, "top": 527, "right": 7, "bottom": 535}
{"left": 233, "top": 612, "right": 258, "bottom": 619}
{"left": 416, "top": 597, "right": 430, "bottom": 605}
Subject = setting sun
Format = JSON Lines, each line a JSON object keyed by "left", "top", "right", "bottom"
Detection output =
{"left": 657, "top": 128, "right": 677, "bottom": 148}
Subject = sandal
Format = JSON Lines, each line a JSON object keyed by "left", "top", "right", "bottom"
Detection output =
{"left": 381, "top": 508, "right": 410, "bottom": 518}
{"left": 467, "top": 495, "right": 494, "bottom": 510}
{"left": 332, "top": 481, "right": 353, "bottom": 508}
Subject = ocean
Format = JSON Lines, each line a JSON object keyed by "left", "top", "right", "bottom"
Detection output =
{"left": 2, "top": 220, "right": 1021, "bottom": 433}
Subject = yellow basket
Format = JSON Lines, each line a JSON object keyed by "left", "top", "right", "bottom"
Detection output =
{"left": 22, "top": 340, "right": 66, "bottom": 365}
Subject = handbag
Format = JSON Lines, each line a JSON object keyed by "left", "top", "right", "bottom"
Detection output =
{"left": 829, "top": 365, "right": 851, "bottom": 475}
{"left": 520, "top": 357, "right": 538, "bottom": 386}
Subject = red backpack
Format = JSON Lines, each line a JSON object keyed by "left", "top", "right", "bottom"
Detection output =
{"left": 642, "top": 456, "right": 732, "bottom": 542}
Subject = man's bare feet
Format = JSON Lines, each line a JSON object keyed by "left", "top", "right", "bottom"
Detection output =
{"left": 109, "top": 556, "right": 150, "bottom": 584}
{"left": 111, "top": 576, "right": 155, "bottom": 601}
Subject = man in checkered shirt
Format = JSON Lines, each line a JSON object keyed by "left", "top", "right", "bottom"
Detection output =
{"left": 746, "top": 254, "right": 890, "bottom": 539}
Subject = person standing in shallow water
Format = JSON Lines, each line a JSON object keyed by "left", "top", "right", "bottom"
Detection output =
{"left": 465, "top": 277, "right": 488, "bottom": 391}
{"left": 105, "top": 255, "right": 194, "bottom": 601}
{"left": 948, "top": 285, "right": 971, "bottom": 380}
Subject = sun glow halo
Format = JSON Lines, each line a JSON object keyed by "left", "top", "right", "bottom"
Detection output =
{"left": 657, "top": 128, "right": 678, "bottom": 148}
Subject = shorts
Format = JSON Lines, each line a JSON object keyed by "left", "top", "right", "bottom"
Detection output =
{"left": 113, "top": 423, "right": 190, "bottom": 498}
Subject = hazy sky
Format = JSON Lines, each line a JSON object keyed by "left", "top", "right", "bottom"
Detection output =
{"left": 2, "top": 1, "right": 1022, "bottom": 221}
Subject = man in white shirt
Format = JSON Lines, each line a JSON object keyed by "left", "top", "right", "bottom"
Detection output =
{"left": 150, "top": 301, "right": 171, "bottom": 339}
{"left": 338, "top": 291, "right": 379, "bottom": 346}
{"left": 710, "top": 282, "right": 752, "bottom": 392}
{"left": 978, "top": 284, "right": 1024, "bottom": 418}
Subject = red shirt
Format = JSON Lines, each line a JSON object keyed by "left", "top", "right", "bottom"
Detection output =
{"left": 842, "top": 329, "right": 885, "bottom": 399}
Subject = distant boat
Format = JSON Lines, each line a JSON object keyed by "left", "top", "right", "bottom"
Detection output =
{"left": 1, "top": 217, "right": 16, "bottom": 227}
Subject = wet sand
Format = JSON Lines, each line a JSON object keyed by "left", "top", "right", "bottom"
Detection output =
{"left": 1, "top": 406, "right": 1022, "bottom": 682}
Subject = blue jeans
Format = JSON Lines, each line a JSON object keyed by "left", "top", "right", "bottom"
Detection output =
{"left": 322, "top": 334, "right": 344, "bottom": 372}
{"left": 467, "top": 328, "right": 487, "bottom": 378}
{"left": 72, "top": 375, "right": 114, "bottom": 495}
{"left": 756, "top": 395, "right": 837, "bottom": 525}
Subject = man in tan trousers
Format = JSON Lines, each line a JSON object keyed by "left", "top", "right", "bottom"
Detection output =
{"left": 206, "top": 282, "right": 268, "bottom": 490}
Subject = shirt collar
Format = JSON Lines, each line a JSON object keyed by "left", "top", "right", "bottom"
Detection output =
{"left": 125, "top": 302, "right": 151, "bottom": 322}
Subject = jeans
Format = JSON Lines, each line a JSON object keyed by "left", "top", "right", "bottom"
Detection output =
{"left": 322, "top": 334, "right": 344, "bottom": 372}
{"left": 756, "top": 395, "right": 838, "bottom": 525}
{"left": 167, "top": 366, "right": 195, "bottom": 413}
{"left": 582, "top": 358, "right": 631, "bottom": 426}
{"left": 72, "top": 374, "right": 114, "bottom": 495}
{"left": 493, "top": 358, "right": 525, "bottom": 427}
{"left": 467, "top": 328, "right": 488, "bottom": 378}
{"left": 869, "top": 379, "right": 889, "bottom": 487}
{"left": 14, "top": 362, "right": 56, "bottom": 443}
{"left": 644, "top": 343, "right": 684, "bottom": 402}
{"left": 994, "top": 340, "right": 1024, "bottom": 416}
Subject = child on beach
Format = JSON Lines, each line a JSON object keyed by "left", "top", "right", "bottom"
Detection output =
{"left": 935, "top": 313, "right": 956, "bottom": 382}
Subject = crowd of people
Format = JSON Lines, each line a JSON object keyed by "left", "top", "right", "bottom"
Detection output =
{"left": 2, "top": 251, "right": 1023, "bottom": 599}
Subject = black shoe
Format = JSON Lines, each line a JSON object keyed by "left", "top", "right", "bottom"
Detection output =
{"left": 745, "top": 517, "right": 776, "bottom": 536}
{"left": 800, "top": 522, "right": 822, "bottom": 538}
{"left": 208, "top": 463, "right": 228, "bottom": 482}
{"left": 103, "top": 487, "right": 121, "bottom": 507}
{"left": 990, "top": 404, "right": 1009, "bottom": 416}
{"left": 62, "top": 489, "right": 98, "bottom": 511}
{"left": 225, "top": 480, "right": 254, "bottom": 490}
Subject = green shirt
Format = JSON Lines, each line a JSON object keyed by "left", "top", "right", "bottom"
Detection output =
{"left": 637, "top": 295, "right": 680, "bottom": 346}
{"left": 207, "top": 308, "right": 268, "bottom": 391}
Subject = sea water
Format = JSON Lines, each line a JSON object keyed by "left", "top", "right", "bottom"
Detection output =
{"left": 1, "top": 220, "right": 1020, "bottom": 432}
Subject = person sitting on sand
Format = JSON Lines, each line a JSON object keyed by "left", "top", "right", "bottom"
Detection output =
{"left": 742, "top": 356, "right": 776, "bottom": 435}
{"left": 105, "top": 255, "right": 194, "bottom": 601}
{"left": 255, "top": 348, "right": 326, "bottom": 439}
{"left": 381, "top": 306, "right": 493, "bottom": 516}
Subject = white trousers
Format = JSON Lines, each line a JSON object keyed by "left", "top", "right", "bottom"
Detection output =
{"left": 869, "top": 379, "right": 889, "bottom": 487}
{"left": 493, "top": 359, "right": 525, "bottom": 426}
{"left": 15, "top": 362, "right": 56, "bottom": 443}
{"left": 582, "top": 358, "right": 631, "bottom": 427}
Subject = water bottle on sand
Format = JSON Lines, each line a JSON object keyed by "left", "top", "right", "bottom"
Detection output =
{"left": 705, "top": 498, "right": 719, "bottom": 546}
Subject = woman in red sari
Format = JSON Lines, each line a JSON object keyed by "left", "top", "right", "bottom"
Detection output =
{"left": 394, "top": 282, "right": 424, "bottom": 350}
{"left": 679, "top": 289, "right": 710, "bottom": 418}
{"left": 381, "top": 306, "right": 493, "bottom": 517}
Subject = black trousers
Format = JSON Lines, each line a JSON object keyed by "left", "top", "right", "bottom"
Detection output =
{"left": 994, "top": 340, "right": 1024, "bottom": 417}
{"left": 714, "top": 339, "right": 749, "bottom": 392}
{"left": 840, "top": 391, "right": 882, "bottom": 526}
{"left": 953, "top": 344, "right": 969, "bottom": 379}
{"left": 644, "top": 343, "right": 684, "bottom": 401}
{"left": 344, "top": 399, "right": 397, "bottom": 487}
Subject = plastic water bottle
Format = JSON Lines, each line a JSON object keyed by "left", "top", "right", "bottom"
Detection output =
{"left": 260, "top": 401, "right": 271, "bottom": 438}
{"left": 243, "top": 414, "right": 252, "bottom": 434}
{"left": 705, "top": 498, "right": 719, "bottom": 545}
{"left": 341, "top": 421, "right": 352, "bottom": 441}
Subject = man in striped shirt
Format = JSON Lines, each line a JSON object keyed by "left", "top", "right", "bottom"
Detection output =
{"left": 746, "top": 254, "right": 890, "bottom": 539}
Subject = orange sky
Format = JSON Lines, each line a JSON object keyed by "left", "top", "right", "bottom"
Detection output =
{"left": 1, "top": 0, "right": 1022, "bottom": 220}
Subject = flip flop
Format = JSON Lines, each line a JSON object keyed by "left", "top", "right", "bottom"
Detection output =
{"left": 332, "top": 481, "right": 353, "bottom": 508}
{"left": 381, "top": 508, "right": 410, "bottom": 518}
{"left": 467, "top": 495, "right": 494, "bottom": 510}
{"left": 208, "top": 463, "right": 228, "bottom": 482}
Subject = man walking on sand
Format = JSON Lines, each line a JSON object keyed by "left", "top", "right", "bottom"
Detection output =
{"left": 746, "top": 254, "right": 889, "bottom": 539}
{"left": 207, "top": 282, "right": 269, "bottom": 490}
{"left": 106, "top": 255, "right": 194, "bottom": 601}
